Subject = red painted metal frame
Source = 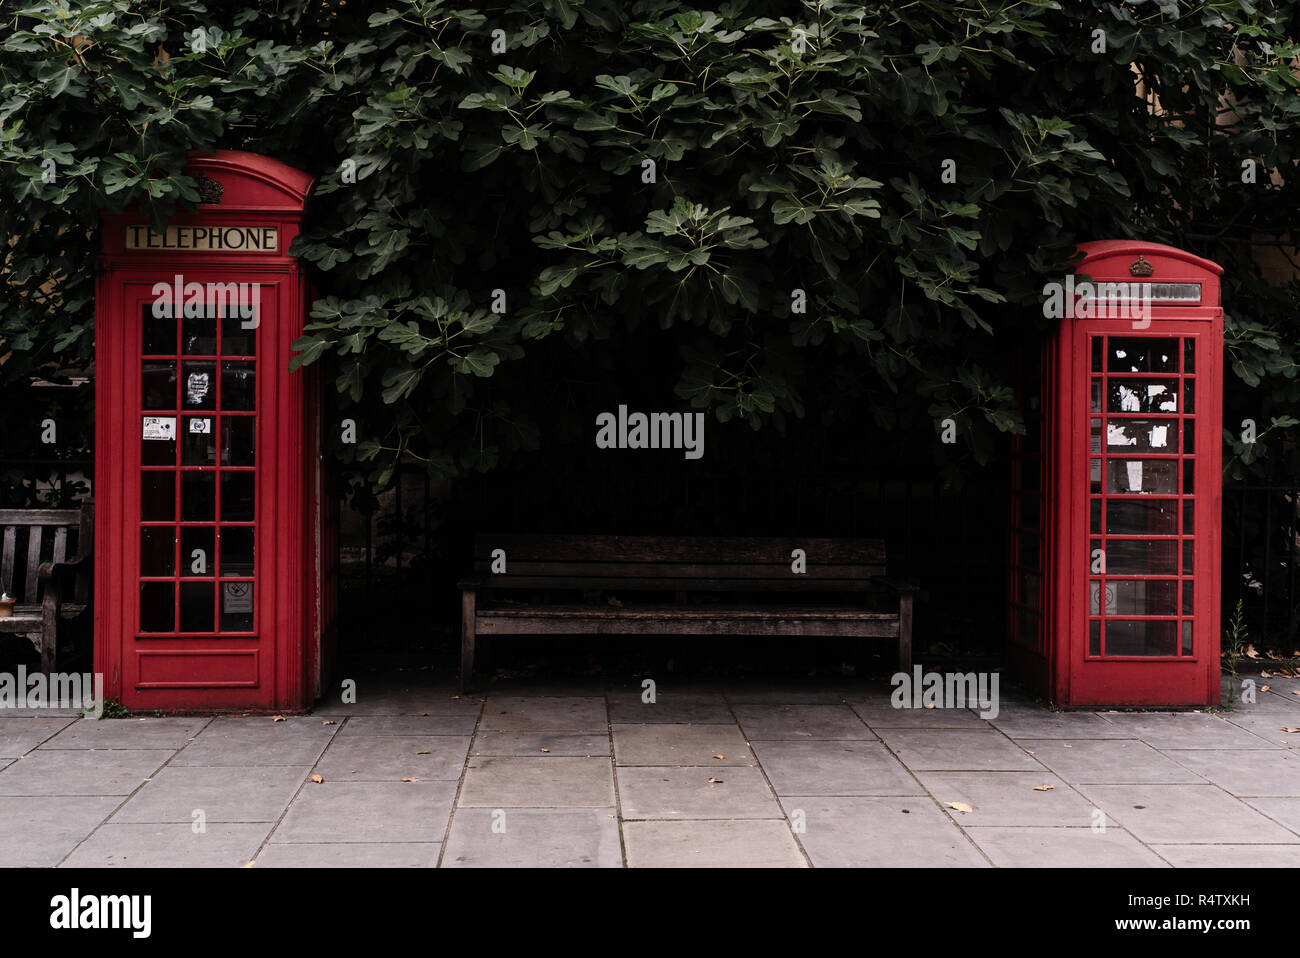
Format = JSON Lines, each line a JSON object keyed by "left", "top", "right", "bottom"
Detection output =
{"left": 94, "top": 151, "right": 325, "bottom": 710}
{"left": 1039, "top": 241, "right": 1224, "bottom": 707}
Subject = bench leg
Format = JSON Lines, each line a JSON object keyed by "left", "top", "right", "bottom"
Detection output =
{"left": 459, "top": 588, "right": 476, "bottom": 694}
{"left": 897, "top": 593, "right": 913, "bottom": 674}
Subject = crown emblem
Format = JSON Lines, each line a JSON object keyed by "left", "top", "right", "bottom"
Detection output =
{"left": 197, "top": 175, "right": 224, "bottom": 205}
{"left": 1129, "top": 255, "right": 1154, "bottom": 277}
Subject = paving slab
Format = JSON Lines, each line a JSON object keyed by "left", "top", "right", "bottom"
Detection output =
{"left": 1152, "top": 844, "right": 1300, "bottom": 867}
{"left": 724, "top": 686, "right": 849, "bottom": 705}
{"left": 963, "top": 826, "right": 1167, "bottom": 867}
{"left": 0, "top": 749, "right": 173, "bottom": 796}
{"left": 1220, "top": 712, "right": 1300, "bottom": 747}
{"left": 987, "top": 709, "right": 1134, "bottom": 740}
{"left": 875, "top": 729, "right": 1042, "bottom": 771}
{"left": 40, "top": 716, "right": 209, "bottom": 750}
{"left": 617, "top": 765, "right": 782, "bottom": 820}
{"left": 915, "top": 771, "right": 1106, "bottom": 826}
{"left": 339, "top": 714, "right": 479, "bottom": 736}
{"left": 314, "top": 679, "right": 477, "bottom": 716}
{"left": 171, "top": 716, "right": 337, "bottom": 766}
{"left": 253, "top": 842, "right": 440, "bottom": 867}
{"left": 459, "top": 756, "right": 615, "bottom": 807}
{"left": 61, "top": 823, "right": 269, "bottom": 868}
{"left": 478, "top": 696, "right": 608, "bottom": 732}
{"left": 1076, "top": 784, "right": 1300, "bottom": 844}
{"left": 110, "top": 765, "right": 308, "bottom": 823}
{"left": 851, "top": 705, "right": 989, "bottom": 729}
{"left": 732, "top": 704, "right": 873, "bottom": 740}
{"left": 1242, "top": 797, "right": 1300, "bottom": 835}
{"left": 442, "top": 807, "right": 622, "bottom": 867}
{"left": 751, "top": 740, "right": 922, "bottom": 796}
{"left": 607, "top": 692, "right": 734, "bottom": 725}
{"left": 0, "top": 795, "right": 120, "bottom": 867}
{"left": 613, "top": 724, "right": 753, "bottom": 766}
{"left": 1096, "top": 711, "right": 1280, "bottom": 749}
{"left": 272, "top": 781, "right": 457, "bottom": 843}
{"left": 783, "top": 796, "right": 989, "bottom": 867}
{"left": 1168, "top": 748, "right": 1300, "bottom": 797}
{"left": 472, "top": 731, "right": 609, "bottom": 756}
{"left": 623, "top": 820, "right": 805, "bottom": 867}
{"left": 0, "top": 717, "right": 76, "bottom": 757}
{"left": 314, "top": 735, "right": 470, "bottom": 782}
{"left": 1019, "top": 740, "right": 1205, "bottom": 784}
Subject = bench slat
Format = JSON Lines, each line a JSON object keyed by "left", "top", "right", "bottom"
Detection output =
{"left": 474, "top": 534, "right": 885, "bottom": 565}
{"left": 0, "top": 509, "right": 82, "bottom": 526}
{"left": 1, "top": 526, "right": 15, "bottom": 596}
{"left": 476, "top": 611, "right": 900, "bottom": 639}
{"left": 24, "top": 525, "right": 42, "bottom": 602}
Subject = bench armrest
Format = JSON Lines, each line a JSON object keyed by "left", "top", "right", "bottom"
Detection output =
{"left": 870, "top": 575, "right": 918, "bottom": 595}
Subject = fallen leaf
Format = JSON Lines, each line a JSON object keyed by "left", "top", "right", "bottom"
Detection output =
{"left": 1261, "top": 685, "right": 1271, "bottom": 692}
{"left": 451, "top": 695, "right": 460, "bottom": 700}
{"left": 272, "top": 715, "right": 286, "bottom": 722}
{"left": 1063, "top": 744, "right": 1073, "bottom": 748}
{"left": 415, "top": 750, "right": 431, "bottom": 755}
{"left": 1291, "top": 690, "right": 1300, "bottom": 696}
{"left": 401, "top": 777, "right": 419, "bottom": 782}
{"left": 310, "top": 774, "right": 324, "bottom": 783}
{"left": 946, "top": 802, "right": 973, "bottom": 814}
{"left": 707, "top": 777, "right": 724, "bottom": 784}
{"left": 243, "top": 860, "right": 256, "bottom": 868}
{"left": 1261, "top": 671, "right": 1272, "bottom": 678}
{"left": 1281, "top": 727, "right": 1300, "bottom": 734}
{"left": 540, "top": 748, "right": 550, "bottom": 753}
{"left": 607, "top": 596, "right": 623, "bottom": 607}
{"left": 712, "top": 754, "right": 725, "bottom": 760}
{"left": 321, "top": 720, "right": 336, "bottom": 726}
{"left": 1033, "top": 785, "right": 1055, "bottom": 791}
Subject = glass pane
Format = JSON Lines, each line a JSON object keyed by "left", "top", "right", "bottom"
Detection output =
{"left": 1109, "top": 579, "right": 1178, "bottom": 616}
{"left": 221, "top": 417, "right": 256, "bottom": 466}
{"left": 180, "top": 581, "right": 214, "bottom": 632}
{"left": 1091, "top": 337, "right": 1103, "bottom": 372}
{"left": 1105, "top": 619, "right": 1178, "bottom": 656}
{"left": 142, "top": 361, "right": 177, "bottom": 409}
{"left": 1090, "top": 499, "right": 1101, "bottom": 534}
{"left": 1182, "top": 419, "right": 1194, "bottom": 454}
{"left": 182, "top": 361, "right": 216, "bottom": 411}
{"left": 1106, "top": 499, "right": 1178, "bottom": 535}
{"left": 1108, "top": 338, "right": 1178, "bottom": 373}
{"left": 141, "top": 472, "right": 175, "bottom": 521}
{"left": 1091, "top": 379, "right": 1102, "bottom": 412}
{"left": 1182, "top": 620, "right": 1193, "bottom": 654}
{"left": 1182, "top": 540, "right": 1193, "bottom": 575}
{"left": 1183, "top": 501, "right": 1193, "bottom": 534}
{"left": 1020, "top": 572, "right": 1040, "bottom": 610}
{"left": 1106, "top": 419, "right": 1174, "bottom": 452}
{"left": 1106, "top": 458, "right": 1178, "bottom": 494}
{"left": 182, "top": 417, "right": 217, "bottom": 465}
{"left": 1182, "top": 581, "right": 1193, "bottom": 615}
{"left": 181, "top": 527, "right": 214, "bottom": 577}
{"left": 1021, "top": 496, "right": 1041, "bottom": 529}
{"left": 139, "top": 581, "right": 174, "bottom": 633}
{"left": 222, "top": 313, "right": 257, "bottom": 356}
{"left": 1183, "top": 460, "right": 1195, "bottom": 495}
{"left": 1090, "top": 458, "right": 1101, "bottom": 493}
{"left": 1107, "top": 539, "right": 1178, "bottom": 575}
{"left": 1184, "top": 379, "right": 1195, "bottom": 414}
{"left": 220, "top": 581, "right": 254, "bottom": 632}
{"left": 1183, "top": 339, "right": 1195, "bottom": 373}
{"left": 221, "top": 361, "right": 256, "bottom": 411}
{"left": 181, "top": 473, "right": 215, "bottom": 521}
{"left": 183, "top": 311, "right": 217, "bottom": 354}
{"left": 141, "top": 418, "right": 177, "bottom": 465}
{"left": 1108, "top": 378, "right": 1178, "bottom": 414}
{"left": 140, "top": 527, "right": 174, "bottom": 577}
{"left": 1090, "top": 538, "right": 1102, "bottom": 573}
{"left": 1090, "top": 580, "right": 1109, "bottom": 615}
{"left": 221, "top": 526, "right": 254, "bottom": 576}
{"left": 1091, "top": 418, "right": 1102, "bottom": 454}
{"left": 221, "top": 472, "right": 255, "bottom": 522}
{"left": 142, "top": 306, "right": 176, "bottom": 354}
{"left": 1089, "top": 620, "right": 1100, "bottom": 656}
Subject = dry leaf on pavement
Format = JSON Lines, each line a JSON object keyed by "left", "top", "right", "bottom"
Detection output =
{"left": 946, "top": 802, "right": 973, "bottom": 813}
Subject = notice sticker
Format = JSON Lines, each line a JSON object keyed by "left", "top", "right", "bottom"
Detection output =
{"left": 186, "top": 372, "right": 210, "bottom": 405}
{"left": 142, "top": 417, "right": 176, "bottom": 440}
{"left": 223, "top": 582, "right": 253, "bottom": 614}
{"left": 189, "top": 418, "right": 212, "bottom": 434}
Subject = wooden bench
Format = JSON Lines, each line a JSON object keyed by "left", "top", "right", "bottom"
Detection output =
{"left": 458, "top": 535, "right": 916, "bottom": 691}
{"left": 0, "top": 505, "right": 93, "bottom": 674}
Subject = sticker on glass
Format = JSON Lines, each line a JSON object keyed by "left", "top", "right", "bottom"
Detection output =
{"left": 223, "top": 582, "right": 253, "bottom": 613}
{"left": 186, "top": 372, "right": 210, "bottom": 405}
{"left": 142, "top": 417, "right": 176, "bottom": 440}
{"left": 189, "top": 418, "right": 212, "bottom": 434}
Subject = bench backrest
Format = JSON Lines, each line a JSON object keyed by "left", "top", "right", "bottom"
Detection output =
{"left": 0, "top": 505, "right": 92, "bottom": 604}
{"left": 473, "top": 534, "right": 886, "bottom": 591}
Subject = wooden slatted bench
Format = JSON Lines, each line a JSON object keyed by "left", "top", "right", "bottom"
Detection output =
{"left": 458, "top": 535, "right": 916, "bottom": 692}
{"left": 0, "top": 505, "right": 93, "bottom": 673}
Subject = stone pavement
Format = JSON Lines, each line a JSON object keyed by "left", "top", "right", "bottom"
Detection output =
{"left": 2, "top": 672, "right": 1299, "bottom": 867}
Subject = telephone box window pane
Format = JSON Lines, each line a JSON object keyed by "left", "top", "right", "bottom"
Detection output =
{"left": 1183, "top": 339, "right": 1195, "bottom": 373}
{"left": 1183, "top": 380, "right": 1195, "bottom": 414}
{"left": 1108, "top": 338, "right": 1178, "bottom": 373}
{"left": 182, "top": 418, "right": 217, "bottom": 465}
{"left": 1182, "top": 581, "right": 1193, "bottom": 615}
{"left": 1108, "top": 379, "right": 1178, "bottom": 414}
{"left": 1183, "top": 501, "right": 1193, "bottom": 534}
{"left": 221, "top": 417, "right": 256, "bottom": 466}
{"left": 180, "top": 581, "right": 214, "bottom": 633}
{"left": 1090, "top": 580, "right": 1109, "bottom": 615}
{"left": 222, "top": 362, "right": 256, "bottom": 411}
{"left": 221, "top": 526, "right": 254, "bottom": 576}
{"left": 1183, "top": 460, "right": 1194, "bottom": 495}
{"left": 220, "top": 582, "right": 254, "bottom": 632}
{"left": 141, "top": 424, "right": 177, "bottom": 466}
{"left": 1089, "top": 621, "right": 1100, "bottom": 656}
{"left": 181, "top": 527, "right": 214, "bottom": 577}
{"left": 140, "top": 527, "right": 174, "bottom": 577}
{"left": 1182, "top": 620, "right": 1193, "bottom": 654}
{"left": 142, "top": 361, "right": 177, "bottom": 409}
{"left": 1020, "top": 573, "right": 1040, "bottom": 610}
{"left": 140, "top": 582, "right": 174, "bottom": 633}
{"left": 221, "top": 472, "right": 255, "bottom": 522}
{"left": 1091, "top": 337, "right": 1103, "bottom": 372}
{"left": 1107, "top": 540, "right": 1178, "bottom": 575}
{"left": 1182, "top": 420, "right": 1194, "bottom": 454}
{"left": 1106, "top": 419, "right": 1173, "bottom": 452}
{"left": 182, "top": 361, "right": 216, "bottom": 411}
{"left": 1106, "top": 499, "right": 1178, "bottom": 536}
{"left": 1090, "top": 458, "right": 1101, "bottom": 493}
{"left": 1091, "top": 379, "right": 1102, "bottom": 412}
{"left": 1105, "top": 620, "right": 1177, "bottom": 656}
{"left": 1090, "top": 499, "right": 1100, "bottom": 534}
{"left": 1108, "top": 579, "right": 1178, "bottom": 616}
{"left": 1021, "top": 496, "right": 1041, "bottom": 529}
{"left": 182, "top": 311, "right": 217, "bottom": 355}
{"left": 222, "top": 314, "right": 256, "bottom": 356}
{"left": 181, "top": 473, "right": 215, "bottom": 521}
{"left": 141, "top": 472, "right": 175, "bottom": 521}
{"left": 142, "top": 305, "right": 177, "bottom": 354}
{"left": 1182, "top": 540, "right": 1193, "bottom": 575}
{"left": 1106, "top": 458, "right": 1177, "bottom": 495}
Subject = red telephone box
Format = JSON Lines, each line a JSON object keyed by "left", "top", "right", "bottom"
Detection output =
{"left": 1009, "top": 240, "right": 1224, "bottom": 707}
{"left": 94, "top": 150, "right": 333, "bottom": 711}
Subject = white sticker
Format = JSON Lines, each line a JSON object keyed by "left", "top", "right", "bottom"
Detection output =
{"left": 142, "top": 417, "right": 176, "bottom": 440}
{"left": 189, "top": 418, "right": 212, "bottom": 434}
{"left": 223, "top": 582, "right": 253, "bottom": 614}
{"left": 186, "top": 371, "right": 210, "bottom": 404}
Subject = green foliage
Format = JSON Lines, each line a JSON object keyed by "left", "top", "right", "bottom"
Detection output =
{"left": 2, "top": 0, "right": 1298, "bottom": 491}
